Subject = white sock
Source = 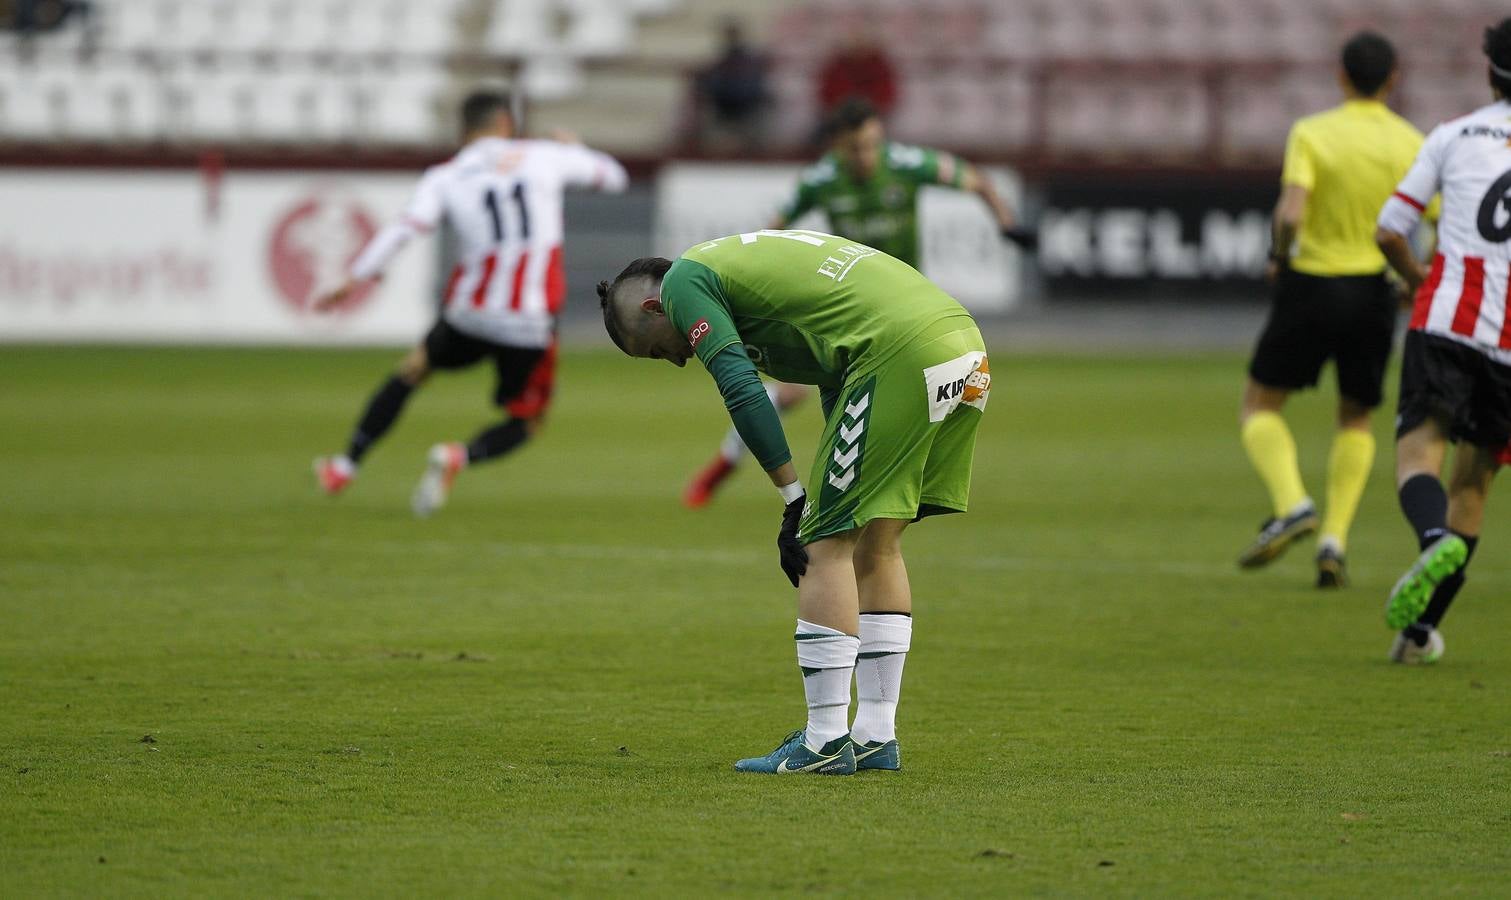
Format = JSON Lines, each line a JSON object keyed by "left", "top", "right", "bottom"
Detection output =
{"left": 718, "top": 384, "right": 782, "bottom": 464}
{"left": 332, "top": 455, "right": 356, "bottom": 475}
{"left": 795, "top": 618, "right": 858, "bottom": 751}
{"left": 850, "top": 613, "right": 911, "bottom": 745}
{"left": 718, "top": 426, "right": 747, "bottom": 464}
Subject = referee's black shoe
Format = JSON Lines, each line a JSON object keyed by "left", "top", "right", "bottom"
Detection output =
{"left": 1316, "top": 544, "right": 1348, "bottom": 588}
{"left": 1237, "top": 502, "right": 1318, "bottom": 569}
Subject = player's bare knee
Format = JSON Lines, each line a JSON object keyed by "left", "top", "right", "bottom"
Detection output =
{"left": 1337, "top": 398, "right": 1372, "bottom": 431}
{"left": 1240, "top": 379, "right": 1287, "bottom": 421}
{"left": 397, "top": 347, "right": 431, "bottom": 385}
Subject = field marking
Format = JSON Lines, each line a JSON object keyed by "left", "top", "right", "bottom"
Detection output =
{"left": 359, "top": 538, "right": 1511, "bottom": 585}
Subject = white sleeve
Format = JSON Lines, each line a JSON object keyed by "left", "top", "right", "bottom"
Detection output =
{"left": 349, "top": 167, "right": 446, "bottom": 280}
{"left": 349, "top": 221, "right": 421, "bottom": 281}
{"left": 552, "top": 142, "right": 629, "bottom": 193}
{"left": 1378, "top": 126, "right": 1445, "bottom": 236}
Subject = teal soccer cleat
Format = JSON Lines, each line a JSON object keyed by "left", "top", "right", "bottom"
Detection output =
{"left": 853, "top": 738, "right": 901, "bottom": 771}
{"left": 1385, "top": 535, "right": 1469, "bottom": 629}
{"left": 734, "top": 730, "right": 855, "bottom": 775}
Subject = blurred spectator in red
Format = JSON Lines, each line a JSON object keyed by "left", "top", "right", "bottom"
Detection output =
{"left": 817, "top": 32, "right": 897, "bottom": 119}
{"left": 691, "top": 18, "right": 771, "bottom": 153}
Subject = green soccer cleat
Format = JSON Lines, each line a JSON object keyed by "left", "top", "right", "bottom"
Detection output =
{"left": 734, "top": 730, "right": 855, "bottom": 775}
{"left": 1385, "top": 535, "right": 1468, "bottom": 630}
{"left": 1237, "top": 503, "right": 1318, "bottom": 569}
{"left": 853, "top": 738, "right": 901, "bottom": 771}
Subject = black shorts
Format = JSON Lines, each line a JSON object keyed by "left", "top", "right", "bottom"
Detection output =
{"left": 422, "top": 319, "right": 550, "bottom": 411}
{"left": 1248, "top": 269, "right": 1396, "bottom": 407}
{"left": 1396, "top": 330, "right": 1511, "bottom": 449}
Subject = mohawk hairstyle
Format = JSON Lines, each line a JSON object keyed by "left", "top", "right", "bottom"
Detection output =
{"left": 1486, "top": 17, "right": 1511, "bottom": 97}
{"left": 598, "top": 257, "right": 674, "bottom": 354}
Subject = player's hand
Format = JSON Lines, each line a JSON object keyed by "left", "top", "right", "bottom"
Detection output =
{"left": 311, "top": 280, "right": 358, "bottom": 313}
{"left": 1000, "top": 226, "right": 1039, "bottom": 252}
{"left": 777, "top": 496, "right": 808, "bottom": 588}
{"left": 1265, "top": 260, "right": 1281, "bottom": 284}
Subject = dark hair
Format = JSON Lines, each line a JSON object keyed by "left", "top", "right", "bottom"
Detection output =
{"left": 597, "top": 257, "right": 674, "bottom": 353}
{"left": 1485, "top": 17, "right": 1511, "bottom": 97}
{"left": 1341, "top": 32, "right": 1397, "bottom": 96}
{"left": 460, "top": 90, "right": 512, "bottom": 134}
{"left": 827, "top": 96, "right": 879, "bottom": 137}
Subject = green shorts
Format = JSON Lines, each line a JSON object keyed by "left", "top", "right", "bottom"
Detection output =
{"left": 798, "top": 326, "right": 989, "bottom": 544}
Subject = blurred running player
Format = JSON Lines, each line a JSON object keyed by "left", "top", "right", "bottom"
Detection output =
{"left": 1375, "top": 18, "right": 1511, "bottom": 663}
{"left": 681, "top": 96, "right": 1028, "bottom": 508}
{"left": 600, "top": 229, "right": 989, "bottom": 774}
{"left": 311, "top": 90, "right": 627, "bottom": 516}
{"left": 1236, "top": 32, "right": 1431, "bottom": 587}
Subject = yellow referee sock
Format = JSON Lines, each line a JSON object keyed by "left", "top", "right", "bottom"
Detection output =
{"left": 1241, "top": 411, "right": 1309, "bottom": 518}
{"left": 1320, "top": 428, "right": 1375, "bottom": 552}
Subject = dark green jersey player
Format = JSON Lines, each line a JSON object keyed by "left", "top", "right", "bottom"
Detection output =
{"left": 772, "top": 97, "right": 1026, "bottom": 267}
{"left": 598, "top": 229, "right": 990, "bottom": 776}
{"left": 681, "top": 97, "right": 1026, "bottom": 509}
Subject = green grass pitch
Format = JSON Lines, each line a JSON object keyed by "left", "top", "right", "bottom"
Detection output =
{"left": 2, "top": 345, "right": 1509, "bottom": 896}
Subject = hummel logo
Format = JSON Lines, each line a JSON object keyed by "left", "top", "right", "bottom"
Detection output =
{"left": 839, "top": 420, "right": 864, "bottom": 444}
{"left": 845, "top": 394, "right": 869, "bottom": 418}
{"left": 832, "top": 444, "right": 859, "bottom": 469}
{"left": 827, "top": 468, "right": 856, "bottom": 491}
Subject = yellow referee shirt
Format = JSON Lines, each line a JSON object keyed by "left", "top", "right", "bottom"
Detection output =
{"left": 1281, "top": 98, "right": 1430, "bottom": 276}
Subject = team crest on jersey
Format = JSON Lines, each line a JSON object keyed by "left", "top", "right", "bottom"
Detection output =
{"left": 687, "top": 318, "right": 711, "bottom": 349}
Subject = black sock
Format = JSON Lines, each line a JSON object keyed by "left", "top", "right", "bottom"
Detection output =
{"left": 346, "top": 375, "right": 414, "bottom": 463}
{"left": 466, "top": 419, "right": 530, "bottom": 464}
{"left": 1398, "top": 473, "right": 1450, "bottom": 548}
{"left": 1417, "top": 532, "right": 1479, "bottom": 631}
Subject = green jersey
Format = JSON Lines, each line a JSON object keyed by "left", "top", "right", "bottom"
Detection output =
{"left": 659, "top": 229, "right": 976, "bottom": 470}
{"left": 778, "top": 142, "right": 964, "bottom": 268}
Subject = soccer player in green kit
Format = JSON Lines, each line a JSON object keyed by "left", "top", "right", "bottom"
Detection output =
{"left": 680, "top": 97, "right": 1026, "bottom": 507}
{"left": 598, "top": 228, "right": 990, "bottom": 774}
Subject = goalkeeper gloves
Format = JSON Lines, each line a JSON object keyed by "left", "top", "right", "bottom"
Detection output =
{"left": 777, "top": 495, "right": 808, "bottom": 588}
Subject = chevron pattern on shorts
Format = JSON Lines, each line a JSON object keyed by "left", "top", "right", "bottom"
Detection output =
{"left": 826, "top": 390, "right": 872, "bottom": 492}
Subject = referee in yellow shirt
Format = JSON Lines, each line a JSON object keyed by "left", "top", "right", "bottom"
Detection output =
{"left": 1238, "top": 31, "right": 1429, "bottom": 587}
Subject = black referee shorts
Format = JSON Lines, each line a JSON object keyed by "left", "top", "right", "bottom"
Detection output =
{"left": 422, "top": 319, "right": 546, "bottom": 408}
{"left": 1396, "top": 330, "right": 1511, "bottom": 450}
{"left": 1248, "top": 268, "right": 1397, "bottom": 407}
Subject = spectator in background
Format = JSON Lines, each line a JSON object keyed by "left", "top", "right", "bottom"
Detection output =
{"left": 692, "top": 18, "right": 770, "bottom": 154}
{"left": 11, "top": 0, "right": 90, "bottom": 34}
{"left": 816, "top": 31, "right": 897, "bottom": 121}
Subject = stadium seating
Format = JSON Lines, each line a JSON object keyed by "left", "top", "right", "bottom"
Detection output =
{"left": 0, "top": 0, "right": 1507, "bottom": 157}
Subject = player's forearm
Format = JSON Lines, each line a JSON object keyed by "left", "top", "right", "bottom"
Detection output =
{"left": 349, "top": 221, "right": 420, "bottom": 281}
{"left": 968, "top": 167, "right": 1016, "bottom": 229}
{"left": 1376, "top": 228, "right": 1425, "bottom": 293}
{"left": 706, "top": 347, "right": 793, "bottom": 472}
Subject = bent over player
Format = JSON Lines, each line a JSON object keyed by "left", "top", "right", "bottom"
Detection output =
{"left": 680, "top": 96, "right": 1023, "bottom": 508}
{"left": 1236, "top": 32, "right": 1430, "bottom": 587}
{"left": 312, "top": 90, "right": 627, "bottom": 515}
{"left": 599, "top": 229, "right": 989, "bottom": 775}
{"left": 1374, "top": 18, "right": 1511, "bottom": 663}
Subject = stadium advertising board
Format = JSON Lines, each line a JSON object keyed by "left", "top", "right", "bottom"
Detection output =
{"left": 0, "top": 169, "right": 434, "bottom": 344}
{"left": 654, "top": 163, "right": 1024, "bottom": 312}
{"left": 1038, "top": 175, "right": 1276, "bottom": 300}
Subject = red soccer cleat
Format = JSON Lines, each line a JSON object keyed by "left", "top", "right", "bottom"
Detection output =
{"left": 683, "top": 455, "right": 736, "bottom": 509}
{"left": 313, "top": 455, "right": 355, "bottom": 496}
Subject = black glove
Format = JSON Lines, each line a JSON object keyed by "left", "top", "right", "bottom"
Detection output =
{"left": 1000, "top": 226, "right": 1039, "bottom": 252}
{"left": 777, "top": 496, "right": 809, "bottom": 588}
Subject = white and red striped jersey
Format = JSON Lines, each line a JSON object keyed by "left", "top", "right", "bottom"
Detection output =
{"left": 350, "top": 136, "right": 628, "bottom": 348}
{"left": 1379, "top": 99, "right": 1511, "bottom": 365}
